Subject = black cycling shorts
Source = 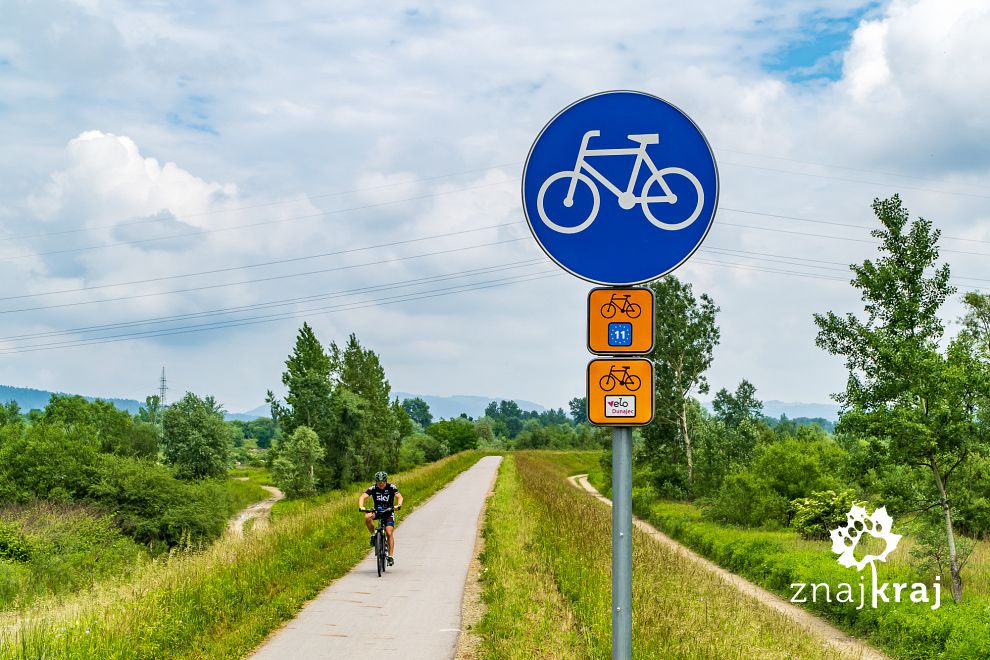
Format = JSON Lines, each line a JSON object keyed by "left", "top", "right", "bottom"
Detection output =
{"left": 374, "top": 510, "right": 395, "bottom": 527}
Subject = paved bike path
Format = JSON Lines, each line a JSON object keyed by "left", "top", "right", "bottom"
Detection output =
{"left": 250, "top": 455, "right": 502, "bottom": 660}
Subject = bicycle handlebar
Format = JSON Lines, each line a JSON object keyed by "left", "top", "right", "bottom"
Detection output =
{"left": 359, "top": 506, "right": 401, "bottom": 514}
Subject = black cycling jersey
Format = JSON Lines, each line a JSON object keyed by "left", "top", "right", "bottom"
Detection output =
{"left": 366, "top": 483, "right": 400, "bottom": 510}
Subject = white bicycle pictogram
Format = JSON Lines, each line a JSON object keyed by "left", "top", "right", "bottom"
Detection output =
{"left": 536, "top": 130, "right": 705, "bottom": 234}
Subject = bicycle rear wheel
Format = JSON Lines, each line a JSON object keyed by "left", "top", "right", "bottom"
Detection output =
{"left": 376, "top": 533, "right": 385, "bottom": 577}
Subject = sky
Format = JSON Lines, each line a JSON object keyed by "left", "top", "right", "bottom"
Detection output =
{"left": 1, "top": 0, "right": 989, "bottom": 414}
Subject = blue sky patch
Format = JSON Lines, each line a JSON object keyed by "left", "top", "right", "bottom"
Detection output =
{"left": 167, "top": 94, "right": 219, "bottom": 135}
{"left": 763, "top": 3, "right": 880, "bottom": 83}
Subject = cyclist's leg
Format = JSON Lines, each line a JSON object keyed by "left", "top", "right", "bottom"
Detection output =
{"left": 385, "top": 524, "right": 395, "bottom": 559}
{"left": 364, "top": 511, "right": 376, "bottom": 533}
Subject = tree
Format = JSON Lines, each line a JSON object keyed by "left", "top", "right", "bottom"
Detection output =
{"left": 0, "top": 401, "right": 21, "bottom": 428}
{"left": 814, "top": 195, "right": 990, "bottom": 603}
{"left": 0, "top": 423, "right": 99, "bottom": 502}
{"left": 402, "top": 397, "right": 433, "bottom": 428}
{"left": 268, "top": 323, "right": 342, "bottom": 486}
{"left": 961, "top": 291, "right": 990, "bottom": 355}
{"left": 568, "top": 397, "right": 588, "bottom": 424}
{"left": 643, "top": 276, "right": 720, "bottom": 495}
{"left": 330, "top": 333, "right": 401, "bottom": 476}
{"left": 138, "top": 395, "right": 162, "bottom": 425}
{"left": 42, "top": 394, "right": 155, "bottom": 458}
{"left": 712, "top": 379, "right": 763, "bottom": 429}
{"left": 426, "top": 418, "right": 478, "bottom": 453}
{"left": 162, "top": 392, "right": 231, "bottom": 479}
{"left": 272, "top": 426, "right": 326, "bottom": 498}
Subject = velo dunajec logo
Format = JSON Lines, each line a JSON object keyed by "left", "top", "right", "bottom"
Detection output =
{"left": 790, "top": 504, "right": 942, "bottom": 610}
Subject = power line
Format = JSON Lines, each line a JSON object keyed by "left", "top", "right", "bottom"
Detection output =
{"left": 0, "top": 270, "right": 565, "bottom": 355}
{"left": 720, "top": 206, "right": 990, "bottom": 245}
{"left": 720, "top": 160, "right": 990, "bottom": 200}
{"left": 0, "top": 236, "right": 533, "bottom": 315}
{"left": 6, "top": 249, "right": 988, "bottom": 355}
{"left": 714, "top": 221, "right": 990, "bottom": 258}
{"left": 0, "top": 220, "right": 522, "bottom": 301}
{"left": 718, "top": 148, "right": 990, "bottom": 194}
{"left": 0, "top": 259, "right": 547, "bottom": 342}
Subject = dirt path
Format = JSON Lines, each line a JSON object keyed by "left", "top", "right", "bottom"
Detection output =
{"left": 227, "top": 484, "right": 284, "bottom": 537}
{"left": 568, "top": 474, "right": 889, "bottom": 660}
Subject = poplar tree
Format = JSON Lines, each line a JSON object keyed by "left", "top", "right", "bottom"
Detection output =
{"left": 643, "top": 275, "right": 720, "bottom": 496}
{"left": 814, "top": 195, "right": 990, "bottom": 602}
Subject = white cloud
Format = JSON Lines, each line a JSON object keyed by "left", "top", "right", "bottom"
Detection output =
{"left": 1, "top": 0, "right": 988, "bottom": 412}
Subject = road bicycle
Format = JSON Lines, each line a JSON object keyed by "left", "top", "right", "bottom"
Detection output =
{"left": 601, "top": 293, "right": 642, "bottom": 319}
{"left": 536, "top": 129, "right": 704, "bottom": 234}
{"left": 599, "top": 365, "right": 642, "bottom": 392}
{"left": 360, "top": 505, "right": 398, "bottom": 577}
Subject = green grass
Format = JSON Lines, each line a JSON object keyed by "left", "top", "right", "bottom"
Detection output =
{"left": 475, "top": 456, "right": 592, "bottom": 659}
{"left": 636, "top": 498, "right": 990, "bottom": 659}
{"left": 0, "top": 503, "right": 147, "bottom": 612}
{"left": 477, "top": 452, "right": 844, "bottom": 659}
{"left": 227, "top": 467, "right": 274, "bottom": 488}
{"left": 0, "top": 452, "right": 487, "bottom": 659}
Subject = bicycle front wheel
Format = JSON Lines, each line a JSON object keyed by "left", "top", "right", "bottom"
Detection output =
{"left": 640, "top": 168, "right": 704, "bottom": 230}
{"left": 601, "top": 302, "right": 618, "bottom": 319}
{"left": 626, "top": 303, "right": 642, "bottom": 319}
{"left": 376, "top": 533, "right": 385, "bottom": 577}
{"left": 537, "top": 171, "right": 600, "bottom": 234}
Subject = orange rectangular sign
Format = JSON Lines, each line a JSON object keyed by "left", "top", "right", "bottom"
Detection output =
{"left": 587, "top": 287, "right": 654, "bottom": 355}
{"left": 587, "top": 358, "right": 654, "bottom": 426}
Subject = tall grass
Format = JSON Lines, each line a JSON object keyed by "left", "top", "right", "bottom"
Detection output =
{"left": 0, "top": 503, "right": 147, "bottom": 612}
{"left": 0, "top": 451, "right": 487, "bottom": 659}
{"left": 478, "top": 452, "right": 843, "bottom": 659}
{"left": 637, "top": 499, "right": 990, "bottom": 659}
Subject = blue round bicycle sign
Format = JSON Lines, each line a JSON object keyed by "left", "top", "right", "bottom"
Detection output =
{"left": 522, "top": 91, "right": 718, "bottom": 285}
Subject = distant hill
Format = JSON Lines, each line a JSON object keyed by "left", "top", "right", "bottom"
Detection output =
{"left": 762, "top": 400, "right": 840, "bottom": 421}
{"left": 0, "top": 384, "right": 143, "bottom": 414}
{"left": 226, "top": 404, "right": 272, "bottom": 421}
{"left": 0, "top": 384, "right": 268, "bottom": 420}
{"left": 393, "top": 392, "right": 548, "bottom": 420}
{"left": 764, "top": 415, "right": 836, "bottom": 433}
{"left": 701, "top": 399, "right": 840, "bottom": 423}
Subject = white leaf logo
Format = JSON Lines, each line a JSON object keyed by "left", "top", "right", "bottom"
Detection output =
{"left": 829, "top": 505, "right": 902, "bottom": 571}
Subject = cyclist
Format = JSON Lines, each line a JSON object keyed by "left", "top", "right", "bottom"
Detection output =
{"left": 358, "top": 471, "right": 403, "bottom": 566}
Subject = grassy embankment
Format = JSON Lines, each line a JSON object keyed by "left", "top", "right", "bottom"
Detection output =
{"left": 0, "top": 451, "right": 488, "bottom": 659}
{"left": 0, "top": 476, "right": 270, "bottom": 614}
{"left": 476, "top": 451, "right": 844, "bottom": 659}
{"left": 584, "top": 472, "right": 990, "bottom": 659}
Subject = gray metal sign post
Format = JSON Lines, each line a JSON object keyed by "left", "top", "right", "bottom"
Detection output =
{"left": 612, "top": 426, "right": 633, "bottom": 659}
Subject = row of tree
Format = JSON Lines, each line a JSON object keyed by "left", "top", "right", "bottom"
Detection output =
{"left": 628, "top": 195, "right": 990, "bottom": 604}
{"left": 265, "top": 326, "right": 411, "bottom": 496}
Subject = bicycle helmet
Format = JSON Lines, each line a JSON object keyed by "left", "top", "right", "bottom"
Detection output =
{"left": 374, "top": 471, "right": 388, "bottom": 482}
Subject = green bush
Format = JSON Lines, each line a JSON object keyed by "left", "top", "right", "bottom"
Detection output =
{"left": 705, "top": 436, "right": 848, "bottom": 528}
{"left": 426, "top": 418, "right": 477, "bottom": 453}
{"left": 0, "top": 520, "right": 31, "bottom": 561}
{"left": 272, "top": 426, "right": 325, "bottom": 498}
{"left": 790, "top": 489, "right": 861, "bottom": 540}
{"left": 88, "top": 455, "right": 227, "bottom": 549}
{"left": 0, "top": 423, "right": 99, "bottom": 503}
